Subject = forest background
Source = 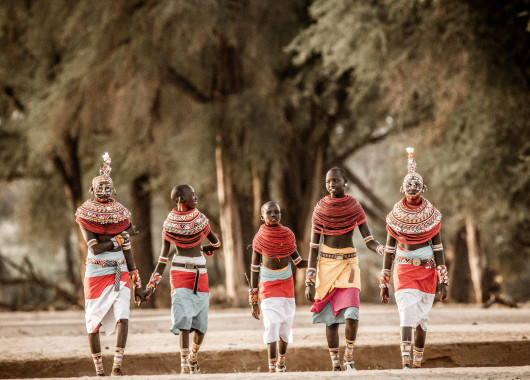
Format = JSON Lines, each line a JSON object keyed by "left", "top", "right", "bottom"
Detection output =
{"left": 0, "top": 0, "right": 528, "bottom": 310}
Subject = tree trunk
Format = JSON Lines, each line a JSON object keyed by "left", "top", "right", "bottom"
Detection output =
{"left": 215, "top": 134, "right": 246, "bottom": 304}
{"left": 52, "top": 137, "right": 85, "bottom": 302}
{"left": 64, "top": 232, "right": 80, "bottom": 290}
{"left": 465, "top": 215, "right": 487, "bottom": 304}
{"left": 295, "top": 146, "right": 324, "bottom": 302}
{"left": 251, "top": 162, "right": 262, "bottom": 232}
{"left": 130, "top": 174, "right": 155, "bottom": 308}
{"left": 449, "top": 226, "right": 472, "bottom": 302}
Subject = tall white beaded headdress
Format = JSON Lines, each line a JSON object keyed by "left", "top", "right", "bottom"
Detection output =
{"left": 90, "top": 152, "right": 113, "bottom": 192}
{"left": 401, "top": 147, "right": 424, "bottom": 192}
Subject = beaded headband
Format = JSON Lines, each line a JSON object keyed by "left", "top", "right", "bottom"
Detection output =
{"left": 90, "top": 152, "right": 113, "bottom": 193}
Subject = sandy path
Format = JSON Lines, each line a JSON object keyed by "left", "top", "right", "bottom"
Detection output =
{"left": 1, "top": 303, "right": 529, "bottom": 378}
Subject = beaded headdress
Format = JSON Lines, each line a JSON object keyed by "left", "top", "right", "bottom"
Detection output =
{"left": 90, "top": 152, "right": 113, "bottom": 193}
{"left": 401, "top": 147, "right": 424, "bottom": 192}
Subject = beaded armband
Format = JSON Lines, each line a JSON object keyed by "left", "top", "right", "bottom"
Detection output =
{"left": 363, "top": 235, "right": 374, "bottom": 244}
{"left": 292, "top": 253, "right": 302, "bottom": 265}
{"left": 111, "top": 234, "right": 125, "bottom": 248}
{"left": 146, "top": 272, "right": 162, "bottom": 292}
{"left": 211, "top": 240, "right": 221, "bottom": 248}
{"left": 87, "top": 239, "right": 97, "bottom": 250}
{"left": 432, "top": 243, "right": 443, "bottom": 252}
{"left": 129, "top": 269, "right": 142, "bottom": 289}
{"left": 309, "top": 242, "right": 320, "bottom": 249}
{"left": 376, "top": 244, "right": 384, "bottom": 256}
{"left": 306, "top": 268, "right": 317, "bottom": 287}
{"left": 158, "top": 256, "right": 169, "bottom": 265}
{"left": 385, "top": 245, "right": 396, "bottom": 256}
{"left": 379, "top": 269, "right": 391, "bottom": 289}
{"left": 251, "top": 264, "right": 260, "bottom": 273}
{"left": 436, "top": 265, "right": 449, "bottom": 285}
{"left": 121, "top": 232, "right": 131, "bottom": 250}
{"left": 249, "top": 288, "right": 259, "bottom": 305}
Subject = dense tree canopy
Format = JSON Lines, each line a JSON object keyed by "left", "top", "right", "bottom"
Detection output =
{"left": 0, "top": 0, "right": 528, "bottom": 308}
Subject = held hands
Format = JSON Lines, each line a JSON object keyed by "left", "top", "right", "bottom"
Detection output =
{"left": 143, "top": 286, "right": 154, "bottom": 301}
{"left": 134, "top": 287, "right": 145, "bottom": 306}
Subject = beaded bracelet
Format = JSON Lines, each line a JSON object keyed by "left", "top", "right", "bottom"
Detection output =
{"left": 306, "top": 268, "right": 317, "bottom": 286}
{"left": 376, "top": 245, "right": 384, "bottom": 256}
{"left": 379, "top": 269, "right": 391, "bottom": 289}
{"left": 249, "top": 288, "right": 259, "bottom": 305}
{"left": 436, "top": 265, "right": 449, "bottom": 285}
{"left": 111, "top": 234, "right": 125, "bottom": 248}
{"left": 146, "top": 272, "right": 162, "bottom": 292}
{"left": 129, "top": 269, "right": 142, "bottom": 289}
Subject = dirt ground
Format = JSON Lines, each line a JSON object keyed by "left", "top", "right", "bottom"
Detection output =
{"left": 1, "top": 303, "right": 529, "bottom": 379}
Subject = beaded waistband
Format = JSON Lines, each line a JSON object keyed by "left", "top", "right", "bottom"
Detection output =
{"left": 87, "top": 258, "right": 127, "bottom": 267}
{"left": 395, "top": 256, "right": 435, "bottom": 268}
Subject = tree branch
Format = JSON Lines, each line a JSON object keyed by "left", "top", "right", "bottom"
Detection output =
{"left": 0, "top": 253, "right": 82, "bottom": 307}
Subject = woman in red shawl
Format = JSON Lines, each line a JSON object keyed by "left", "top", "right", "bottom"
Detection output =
{"left": 306, "top": 167, "right": 384, "bottom": 371}
{"left": 379, "top": 148, "right": 448, "bottom": 369}
{"left": 249, "top": 201, "right": 307, "bottom": 372}
{"left": 75, "top": 153, "right": 143, "bottom": 376}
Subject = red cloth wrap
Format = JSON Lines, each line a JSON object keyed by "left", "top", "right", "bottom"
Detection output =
{"left": 312, "top": 195, "right": 367, "bottom": 235}
{"left": 387, "top": 223, "right": 441, "bottom": 245}
{"left": 393, "top": 265, "right": 437, "bottom": 294}
{"left": 76, "top": 217, "right": 131, "bottom": 235}
{"left": 310, "top": 287, "right": 360, "bottom": 316}
{"left": 84, "top": 272, "right": 130, "bottom": 300}
{"left": 170, "top": 271, "right": 209, "bottom": 293}
{"left": 252, "top": 224, "right": 297, "bottom": 259}
{"left": 259, "top": 277, "right": 295, "bottom": 301}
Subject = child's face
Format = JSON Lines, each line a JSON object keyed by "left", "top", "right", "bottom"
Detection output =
{"left": 261, "top": 204, "right": 281, "bottom": 226}
{"left": 326, "top": 170, "right": 346, "bottom": 197}
{"left": 179, "top": 186, "right": 198, "bottom": 209}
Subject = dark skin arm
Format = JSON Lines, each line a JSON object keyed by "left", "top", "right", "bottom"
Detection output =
{"left": 290, "top": 250, "right": 308, "bottom": 269}
{"left": 431, "top": 232, "right": 448, "bottom": 301}
{"left": 380, "top": 234, "right": 395, "bottom": 304}
{"left": 358, "top": 222, "right": 383, "bottom": 254}
{"left": 250, "top": 249, "right": 262, "bottom": 320}
{"left": 305, "top": 230, "right": 321, "bottom": 302}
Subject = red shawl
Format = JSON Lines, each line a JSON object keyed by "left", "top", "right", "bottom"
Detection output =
{"left": 386, "top": 197, "right": 442, "bottom": 245}
{"left": 162, "top": 208, "right": 211, "bottom": 248}
{"left": 75, "top": 198, "right": 131, "bottom": 235}
{"left": 252, "top": 224, "right": 297, "bottom": 259}
{"left": 312, "top": 195, "right": 367, "bottom": 235}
